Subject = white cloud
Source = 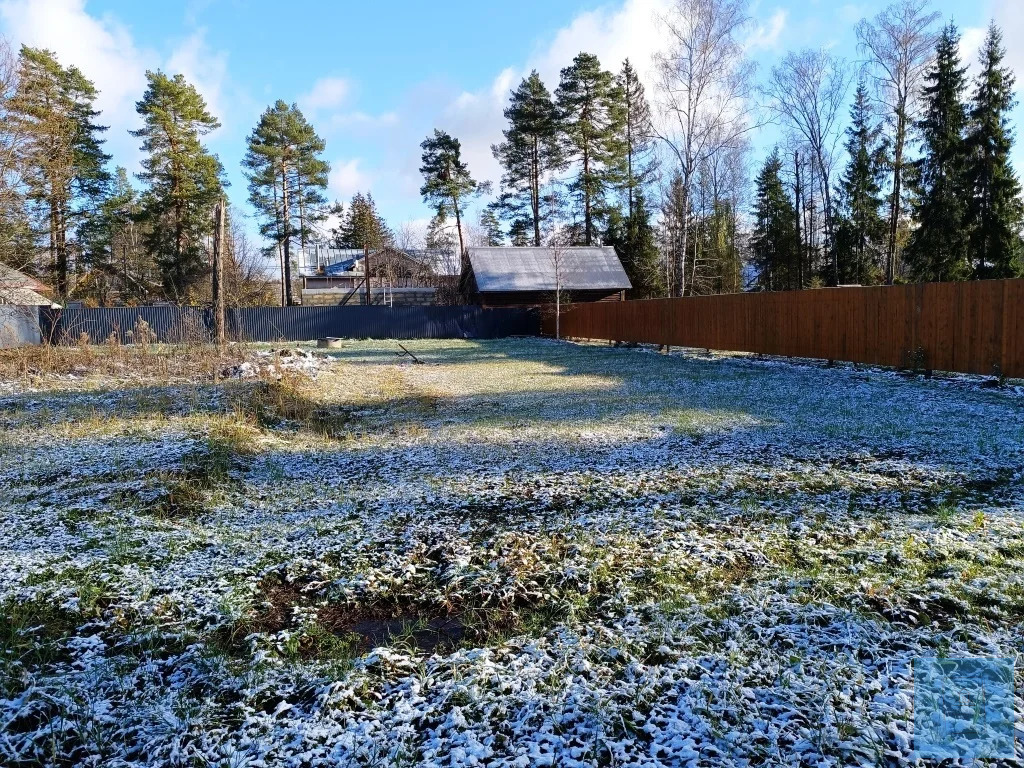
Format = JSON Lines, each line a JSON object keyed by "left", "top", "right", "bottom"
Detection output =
{"left": 0, "top": 0, "right": 238, "bottom": 167}
{"left": 300, "top": 76, "right": 351, "bottom": 113}
{"left": 0, "top": 0, "right": 154, "bottom": 162}
{"left": 329, "top": 158, "right": 371, "bottom": 201}
{"left": 329, "top": 110, "right": 399, "bottom": 129}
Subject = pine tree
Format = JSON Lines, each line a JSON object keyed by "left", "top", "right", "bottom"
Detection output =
{"left": 751, "top": 149, "right": 799, "bottom": 291}
{"left": 133, "top": 70, "right": 224, "bottom": 300}
{"left": 556, "top": 52, "right": 626, "bottom": 245}
{"left": 479, "top": 206, "right": 504, "bottom": 246}
{"left": 12, "top": 46, "right": 110, "bottom": 297}
{"left": 492, "top": 71, "right": 561, "bottom": 246}
{"left": 419, "top": 129, "right": 487, "bottom": 269}
{"left": 834, "top": 81, "right": 888, "bottom": 285}
{"left": 617, "top": 59, "right": 656, "bottom": 219}
{"left": 331, "top": 192, "right": 392, "bottom": 250}
{"left": 243, "top": 100, "right": 329, "bottom": 305}
{"left": 964, "top": 23, "right": 1023, "bottom": 278}
{"left": 904, "top": 24, "right": 971, "bottom": 282}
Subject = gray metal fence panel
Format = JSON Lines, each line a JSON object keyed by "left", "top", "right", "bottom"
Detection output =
{"left": 0, "top": 306, "right": 41, "bottom": 347}
{"left": 40, "top": 305, "right": 539, "bottom": 344}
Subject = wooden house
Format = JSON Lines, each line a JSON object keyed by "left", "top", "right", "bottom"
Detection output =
{"left": 464, "top": 246, "right": 631, "bottom": 307}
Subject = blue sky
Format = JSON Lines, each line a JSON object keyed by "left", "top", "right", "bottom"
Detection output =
{"left": 1, "top": 0, "right": 1020, "bottom": 245}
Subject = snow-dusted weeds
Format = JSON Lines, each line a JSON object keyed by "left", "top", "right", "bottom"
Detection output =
{"left": 1, "top": 338, "right": 1022, "bottom": 767}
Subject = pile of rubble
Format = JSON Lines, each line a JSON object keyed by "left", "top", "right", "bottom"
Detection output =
{"left": 220, "top": 348, "right": 335, "bottom": 380}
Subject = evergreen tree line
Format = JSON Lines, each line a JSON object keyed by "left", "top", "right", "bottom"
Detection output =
{"left": 752, "top": 20, "right": 1023, "bottom": 290}
{"left": 0, "top": 43, "right": 330, "bottom": 306}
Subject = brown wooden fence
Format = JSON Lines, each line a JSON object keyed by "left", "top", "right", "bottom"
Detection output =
{"left": 543, "top": 278, "right": 1024, "bottom": 378}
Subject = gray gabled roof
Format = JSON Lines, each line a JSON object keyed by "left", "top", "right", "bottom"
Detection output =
{"left": 467, "top": 246, "right": 631, "bottom": 292}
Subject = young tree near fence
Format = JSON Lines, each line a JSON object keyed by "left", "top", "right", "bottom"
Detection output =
{"left": 834, "top": 82, "right": 888, "bottom": 285}
{"left": 856, "top": 0, "right": 940, "bottom": 284}
{"left": 243, "top": 100, "right": 329, "bottom": 306}
{"left": 751, "top": 148, "right": 799, "bottom": 290}
{"left": 79, "top": 167, "right": 155, "bottom": 304}
{"left": 12, "top": 46, "right": 110, "bottom": 298}
{"left": 133, "top": 71, "right": 224, "bottom": 301}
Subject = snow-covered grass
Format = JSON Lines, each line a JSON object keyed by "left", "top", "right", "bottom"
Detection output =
{"left": 1, "top": 338, "right": 1022, "bottom": 767}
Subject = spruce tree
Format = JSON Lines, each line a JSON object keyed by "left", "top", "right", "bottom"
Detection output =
{"left": 12, "top": 46, "right": 110, "bottom": 297}
{"left": 492, "top": 71, "right": 561, "bottom": 246}
{"left": 556, "top": 52, "right": 626, "bottom": 245}
{"left": 835, "top": 81, "right": 888, "bottom": 285}
{"left": 904, "top": 24, "right": 971, "bottom": 282}
{"left": 965, "top": 23, "right": 1023, "bottom": 278}
{"left": 331, "top": 192, "right": 392, "bottom": 250}
{"left": 508, "top": 219, "right": 532, "bottom": 247}
{"left": 243, "top": 100, "right": 329, "bottom": 305}
{"left": 133, "top": 71, "right": 224, "bottom": 300}
{"left": 617, "top": 59, "right": 656, "bottom": 219}
{"left": 609, "top": 191, "right": 663, "bottom": 297}
{"left": 751, "top": 149, "right": 798, "bottom": 291}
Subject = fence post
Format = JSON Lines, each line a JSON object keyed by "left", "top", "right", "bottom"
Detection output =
{"left": 212, "top": 199, "right": 226, "bottom": 347}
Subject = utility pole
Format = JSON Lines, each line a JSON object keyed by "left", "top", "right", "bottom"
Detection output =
{"left": 363, "top": 242, "right": 372, "bottom": 305}
{"left": 212, "top": 199, "right": 226, "bottom": 347}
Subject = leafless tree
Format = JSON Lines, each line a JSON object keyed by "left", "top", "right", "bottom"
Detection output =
{"left": 547, "top": 231, "right": 575, "bottom": 340}
{"left": 762, "top": 48, "right": 851, "bottom": 285}
{"left": 224, "top": 210, "right": 277, "bottom": 306}
{"left": 653, "top": 0, "right": 756, "bottom": 297}
{"left": 856, "top": 0, "right": 940, "bottom": 284}
{"left": 0, "top": 37, "right": 29, "bottom": 275}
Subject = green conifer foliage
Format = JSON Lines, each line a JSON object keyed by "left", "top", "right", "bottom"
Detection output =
{"left": 133, "top": 71, "right": 224, "bottom": 300}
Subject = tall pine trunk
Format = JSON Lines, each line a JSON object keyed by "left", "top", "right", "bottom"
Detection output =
{"left": 281, "top": 163, "right": 293, "bottom": 306}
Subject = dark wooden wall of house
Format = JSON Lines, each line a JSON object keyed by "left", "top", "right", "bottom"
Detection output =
{"left": 479, "top": 290, "right": 624, "bottom": 308}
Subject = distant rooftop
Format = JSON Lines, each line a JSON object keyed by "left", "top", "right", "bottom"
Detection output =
{"left": 467, "top": 247, "right": 631, "bottom": 292}
{"left": 299, "top": 245, "right": 458, "bottom": 277}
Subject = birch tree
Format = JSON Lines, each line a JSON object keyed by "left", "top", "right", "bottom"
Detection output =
{"left": 856, "top": 0, "right": 940, "bottom": 283}
{"left": 763, "top": 49, "right": 850, "bottom": 285}
{"left": 654, "top": 0, "right": 754, "bottom": 296}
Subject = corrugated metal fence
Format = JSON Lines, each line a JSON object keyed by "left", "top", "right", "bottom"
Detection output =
{"left": 40, "top": 305, "right": 539, "bottom": 344}
{"left": 543, "top": 278, "right": 1024, "bottom": 378}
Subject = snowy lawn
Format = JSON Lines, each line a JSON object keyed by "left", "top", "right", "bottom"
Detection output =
{"left": 1, "top": 338, "right": 1023, "bottom": 767}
